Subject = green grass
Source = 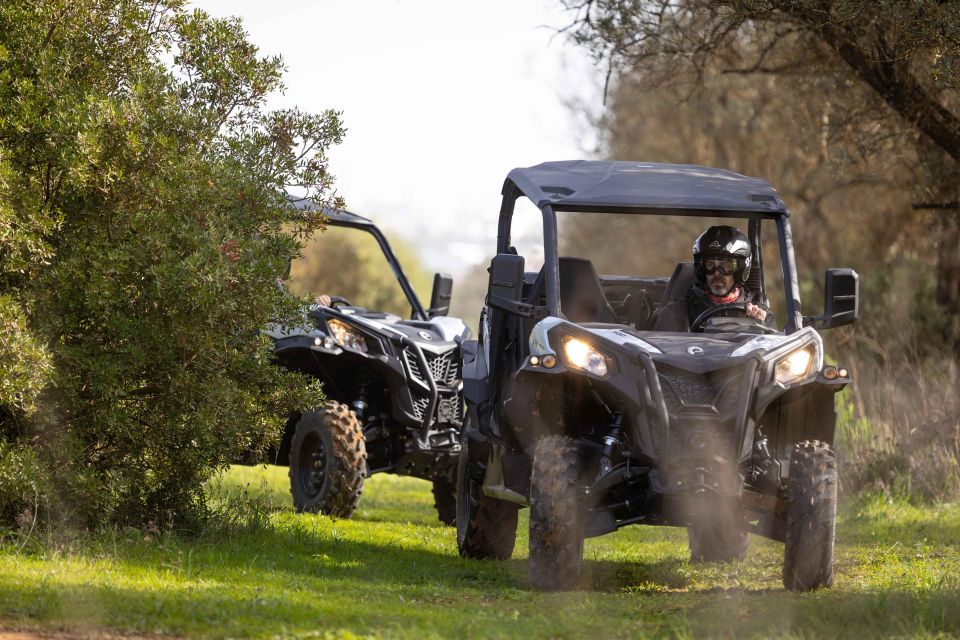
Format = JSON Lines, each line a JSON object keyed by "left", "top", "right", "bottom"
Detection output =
{"left": 2, "top": 466, "right": 959, "bottom": 639}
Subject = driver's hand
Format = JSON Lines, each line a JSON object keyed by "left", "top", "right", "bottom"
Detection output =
{"left": 314, "top": 294, "right": 331, "bottom": 307}
{"left": 745, "top": 302, "right": 767, "bottom": 321}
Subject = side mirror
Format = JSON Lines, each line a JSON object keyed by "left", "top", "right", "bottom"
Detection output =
{"left": 487, "top": 254, "right": 525, "bottom": 308}
{"left": 486, "top": 253, "right": 546, "bottom": 318}
{"left": 427, "top": 273, "right": 454, "bottom": 317}
{"left": 806, "top": 268, "right": 859, "bottom": 329}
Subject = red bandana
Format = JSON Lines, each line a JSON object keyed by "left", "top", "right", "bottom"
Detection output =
{"left": 706, "top": 286, "right": 742, "bottom": 305}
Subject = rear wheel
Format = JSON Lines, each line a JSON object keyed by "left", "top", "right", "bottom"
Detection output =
{"left": 783, "top": 440, "right": 837, "bottom": 592}
{"left": 289, "top": 401, "right": 366, "bottom": 517}
{"left": 687, "top": 511, "right": 750, "bottom": 563}
{"left": 456, "top": 437, "right": 518, "bottom": 560}
{"left": 529, "top": 435, "right": 583, "bottom": 591}
{"left": 431, "top": 476, "right": 456, "bottom": 526}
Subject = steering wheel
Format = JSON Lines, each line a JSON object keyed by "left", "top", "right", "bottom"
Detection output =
{"left": 317, "top": 296, "right": 353, "bottom": 309}
{"left": 691, "top": 301, "right": 774, "bottom": 333}
{"left": 326, "top": 296, "right": 353, "bottom": 308}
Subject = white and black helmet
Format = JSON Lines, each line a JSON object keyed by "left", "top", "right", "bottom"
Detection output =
{"left": 693, "top": 225, "right": 752, "bottom": 284}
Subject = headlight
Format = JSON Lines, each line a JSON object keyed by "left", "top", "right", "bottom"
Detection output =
{"left": 327, "top": 319, "right": 368, "bottom": 353}
{"left": 774, "top": 346, "right": 814, "bottom": 385}
{"left": 563, "top": 337, "right": 608, "bottom": 376}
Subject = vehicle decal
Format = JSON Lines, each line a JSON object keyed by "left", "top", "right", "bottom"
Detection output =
{"left": 729, "top": 333, "right": 794, "bottom": 357}
{"left": 587, "top": 328, "right": 663, "bottom": 354}
{"left": 528, "top": 317, "right": 565, "bottom": 355}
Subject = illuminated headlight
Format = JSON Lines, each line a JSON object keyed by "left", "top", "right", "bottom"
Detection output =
{"left": 327, "top": 319, "right": 368, "bottom": 353}
{"left": 774, "top": 346, "right": 814, "bottom": 385}
{"left": 562, "top": 337, "right": 608, "bottom": 376}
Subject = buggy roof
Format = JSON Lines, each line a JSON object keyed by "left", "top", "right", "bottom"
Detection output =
{"left": 505, "top": 160, "right": 787, "bottom": 215}
{"left": 288, "top": 195, "right": 374, "bottom": 226}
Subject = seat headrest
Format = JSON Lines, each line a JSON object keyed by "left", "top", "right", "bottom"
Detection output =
{"left": 558, "top": 257, "right": 617, "bottom": 324}
{"left": 660, "top": 261, "right": 695, "bottom": 306}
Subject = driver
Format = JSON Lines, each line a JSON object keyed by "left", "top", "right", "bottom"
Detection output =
{"left": 656, "top": 225, "right": 774, "bottom": 331}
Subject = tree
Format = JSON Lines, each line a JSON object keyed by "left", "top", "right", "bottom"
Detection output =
{"left": 0, "top": 1, "right": 342, "bottom": 528}
{"left": 561, "top": 0, "right": 960, "bottom": 352}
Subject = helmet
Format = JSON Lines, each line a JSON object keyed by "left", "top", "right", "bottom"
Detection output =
{"left": 693, "top": 225, "right": 752, "bottom": 284}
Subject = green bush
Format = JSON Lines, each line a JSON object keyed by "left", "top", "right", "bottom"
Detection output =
{"left": 0, "top": 295, "right": 50, "bottom": 414}
{"left": 0, "top": 1, "right": 339, "bottom": 529}
{"left": 0, "top": 440, "right": 48, "bottom": 530}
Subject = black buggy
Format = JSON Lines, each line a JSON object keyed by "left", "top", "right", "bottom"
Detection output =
{"left": 457, "top": 161, "right": 858, "bottom": 591}
{"left": 266, "top": 198, "right": 468, "bottom": 524}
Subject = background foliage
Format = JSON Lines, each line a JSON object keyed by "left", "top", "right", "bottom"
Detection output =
{"left": 0, "top": 0, "right": 343, "bottom": 530}
{"left": 558, "top": 0, "right": 960, "bottom": 499}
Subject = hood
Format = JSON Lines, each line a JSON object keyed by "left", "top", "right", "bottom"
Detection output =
{"left": 349, "top": 315, "right": 466, "bottom": 353}
{"left": 580, "top": 325, "right": 799, "bottom": 371}
{"left": 530, "top": 317, "right": 821, "bottom": 376}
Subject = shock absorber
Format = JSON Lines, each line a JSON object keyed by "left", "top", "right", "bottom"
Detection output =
{"left": 750, "top": 428, "right": 776, "bottom": 487}
{"left": 599, "top": 413, "right": 624, "bottom": 474}
{"left": 351, "top": 379, "right": 369, "bottom": 423}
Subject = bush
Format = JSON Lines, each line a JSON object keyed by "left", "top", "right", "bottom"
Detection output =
{"left": 0, "top": 1, "right": 340, "bottom": 530}
{"left": 833, "top": 270, "right": 960, "bottom": 501}
{"left": 836, "top": 355, "right": 960, "bottom": 501}
{"left": 0, "top": 296, "right": 50, "bottom": 415}
{"left": 0, "top": 441, "right": 48, "bottom": 531}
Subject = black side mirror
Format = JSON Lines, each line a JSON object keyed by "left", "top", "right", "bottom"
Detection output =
{"left": 486, "top": 253, "right": 546, "bottom": 319}
{"left": 806, "top": 268, "right": 859, "bottom": 329}
{"left": 428, "top": 273, "right": 454, "bottom": 317}
{"left": 487, "top": 254, "right": 525, "bottom": 308}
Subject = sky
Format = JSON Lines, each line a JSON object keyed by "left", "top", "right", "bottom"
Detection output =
{"left": 191, "top": 0, "right": 603, "bottom": 275}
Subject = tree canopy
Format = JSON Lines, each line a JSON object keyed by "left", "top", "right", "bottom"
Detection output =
{"left": 0, "top": 0, "right": 342, "bottom": 528}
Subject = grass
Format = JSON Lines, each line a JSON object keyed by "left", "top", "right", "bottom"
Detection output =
{"left": 1, "top": 466, "right": 959, "bottom": 639}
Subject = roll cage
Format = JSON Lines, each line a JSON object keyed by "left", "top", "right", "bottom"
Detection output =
{"left": 289, "top": 196, "right": 428, "bottom": 321}
{"left": 495, "top": 161, "right": 804, "bottom": 333}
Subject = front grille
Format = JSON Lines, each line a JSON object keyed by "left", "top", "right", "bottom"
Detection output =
{"left": 646, "top": 364, "right": 748, "bottom": 460}
{"left": 411, "top": 395, "right": 430, "bottom": 420}
{"left": 403, "top": 347, "right": 462, "bottom": 425}
{"left": 409, "top": 393, "right": 463, "bottom": 425}
{"left": 403, "top": 349, "right": 459, "bottom": 386}
{"left": 403, "top": 350, "right": 424, "bottom": 382}
{"left": 657, "top": 365, "right": 745, "bottom": 414}
{"left": 436, "top": 394, "right": 463, "bottom": 424}
{"left": 428, "top": 351, "right": 459, "bottom": 385}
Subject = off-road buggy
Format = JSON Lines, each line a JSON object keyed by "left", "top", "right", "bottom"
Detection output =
{"left": 457, "top": 161, "right": 858, "bottom": 591}
{"left": 265, "top": 198, "right": 468, "bottom": 524}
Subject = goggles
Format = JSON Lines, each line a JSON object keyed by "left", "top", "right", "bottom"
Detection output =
{"left": 703, "top": 256, "right": 739, "bottom": 275}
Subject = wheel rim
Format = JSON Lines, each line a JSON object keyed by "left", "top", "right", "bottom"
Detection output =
{"left": 299, "top": 432, "right": 327, "bottom": 498}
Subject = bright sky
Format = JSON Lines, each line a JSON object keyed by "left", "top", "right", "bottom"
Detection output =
{"left": 191, "top": 0, "right": 602, "bottom": 275}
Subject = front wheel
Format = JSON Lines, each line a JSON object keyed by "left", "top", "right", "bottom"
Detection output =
{"left": 431, "top": 476, "right": 456, "bottom": 526}
{"left": 783, "top": 440, "right": 837, "bottom": 592}
{"left": 289, "top": 401, "right": 367, "bottom": 517}
{"left": 529, "top": 435, "right": 583, "bottom": 591}
{"left": 456, "top": 437, "right": 518, "bottom": 560}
